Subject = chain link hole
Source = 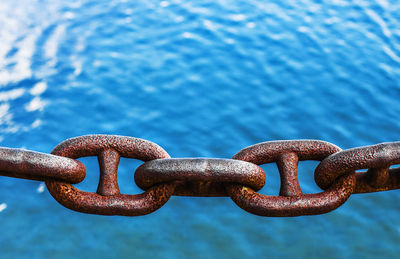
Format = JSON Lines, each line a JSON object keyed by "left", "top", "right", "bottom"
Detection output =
{"left": 258, "top": 163, "right": 279, "bottom": 195}
{"left": 257, "top": 161, "right": 325, "bottom": 195}
{"left": 73, "top": 157, "right": 99, "bottom": 193}
{"left": 297, "top": 160, "right": 321, "bottom": 194}
{"left": 356, "top": 169, "right": 367, "bottom": 173}
{"left": 60, "top": 157, "right": 151, "bottom": 195}
{"left": 354, "top": 166, "right": 400, "bottom": 172}
{"left": 118, "top": 158, "right": 143, "bottom": 194}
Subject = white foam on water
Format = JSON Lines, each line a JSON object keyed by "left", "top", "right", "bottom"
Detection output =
{"left": 0, "top": 203, "right": 7, "bottom": 212}
{"left": 44, "top": 24, "right": 66, "bottom": 67}
{"left": 37, "top": 183, "right": 45, "bottom": 193}
{"left": 25, "top": 96, "right": 47, "bottom": 112}
{"left": 365, "top": 9, "right": 391, "bottom": 38}
{"left": 229, "top": 14, "right": 246, "bottom": 22}
{"left": 30, "top": 82, "right": 47, "bottom": 96}
{"left": 382, "top": 45, "right": 400, "bottom": 63}
{"left": 0, "top": 88, "right": 25, "bottom": 101}
{"left": 160, "top": 1, "right": 169, "bottom": 8}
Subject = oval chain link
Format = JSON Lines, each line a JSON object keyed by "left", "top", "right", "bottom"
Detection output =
{"left": 225, "top": 140, "right": 356, "bottom": 217}
{"left": 45, "top": 135, "right": 175, "bottom": 216}
{"left": 314, "top": 142, "right": 400, "bottom": 193}
{"left": 0, "top": 147, "right": 86, "bottom": 183}
{"left": 135, "top": 158, "right": 265, "bottom": 196}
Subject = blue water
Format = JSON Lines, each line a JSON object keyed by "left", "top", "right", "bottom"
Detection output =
{"left": 1, "top": 0, "right": 400, "bottom": 257}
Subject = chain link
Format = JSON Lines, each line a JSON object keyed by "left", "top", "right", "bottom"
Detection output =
{"left": 0, "top": 147, "right": 85, "bottom": 183}
{"left": 314, "top": 142, "right": 400, "bottom": 193}
{"left": 1, "top": 134, "right": 399, "bottom": 217}
{"left": 46, "top": 135, "right": 175, "bottom": 216}
{"left": 225, "top": 140, "right": 355, "bottom": 217}
{"left": 135, "top": 158, "right": 265, "bottom": 196}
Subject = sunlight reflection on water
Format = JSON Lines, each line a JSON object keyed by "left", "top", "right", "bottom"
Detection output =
{"left": 0, "top": 0, "right": 400, "bottom": 257}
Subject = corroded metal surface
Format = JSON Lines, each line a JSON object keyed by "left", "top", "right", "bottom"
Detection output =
{"left": 233, "top": 140, "right": 341, "bottom": 164}
{"left": 50, "top": 134, "right": 170, "bottom": 160}
{"left": 46, "top": 181, "right": 175, "bottom": 216}
{"left": 135, "top": 158, "right": 265, "bottom": 196}
{"left": 314, "top": 142, "right": 400, "bottom": 193}
{"left": 0, "top": 147, "right": 85, "bottom": 183}
{"left": 226, "top": 140, "right": 355, "bottom": 216}
{"left": 226, "top": 173, "right": 354, "bottom": 217}
{"left": 2, "top": 135, "right": 400, "bottom": 217}
{"left": 46, "top": 135, "right": 175, "bottom": 216}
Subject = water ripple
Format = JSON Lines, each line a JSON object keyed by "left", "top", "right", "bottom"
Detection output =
{"left": 0, "top": 0, "right": 400, "bottom": 257}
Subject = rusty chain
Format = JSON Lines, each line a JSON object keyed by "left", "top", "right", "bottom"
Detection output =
{"left": 1, "top": 134, "right": 399, "bottom": 217}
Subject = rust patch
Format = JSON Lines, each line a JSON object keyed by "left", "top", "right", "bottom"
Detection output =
{"left": 226, "top": 140, "right": 355, "bottom": 216}
{"left": 0, "top": 147, "right": 85, "bottom": 183}
{"left": 135, "top": 158, "right": 265, "bottom": 196}
{"left": 46, "top": 135, "right": 174, "bottom": 216}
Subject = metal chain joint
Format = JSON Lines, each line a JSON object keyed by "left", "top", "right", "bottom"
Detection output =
{"left": 1, "top": 135, "right": 399, "bottom": 217}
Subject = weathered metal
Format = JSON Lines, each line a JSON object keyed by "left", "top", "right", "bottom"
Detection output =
{"left": 1, "top": 135, "right": 399, "bottom": 217}
{"left": 46, "top": 135, "right": 175, "bottom": 216}
{"left": 314, "top": 142, "right": 400, "bottom": 193}
{"left": 135, "top": 158, "right": 265, "bottom": 196}
{"left": 0, "top": 147, "right": 85, "bottom": 183}
{"left": 226, "top": 140, "right": 356, "bottom": 216}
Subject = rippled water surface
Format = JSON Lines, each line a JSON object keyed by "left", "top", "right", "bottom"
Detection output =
{"left": 1, "top": 0, "right": 400, "bottom": 258}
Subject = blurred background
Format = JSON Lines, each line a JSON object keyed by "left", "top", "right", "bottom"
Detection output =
{"left": 1, "top": 0, "right": 400, "bottom": 257}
